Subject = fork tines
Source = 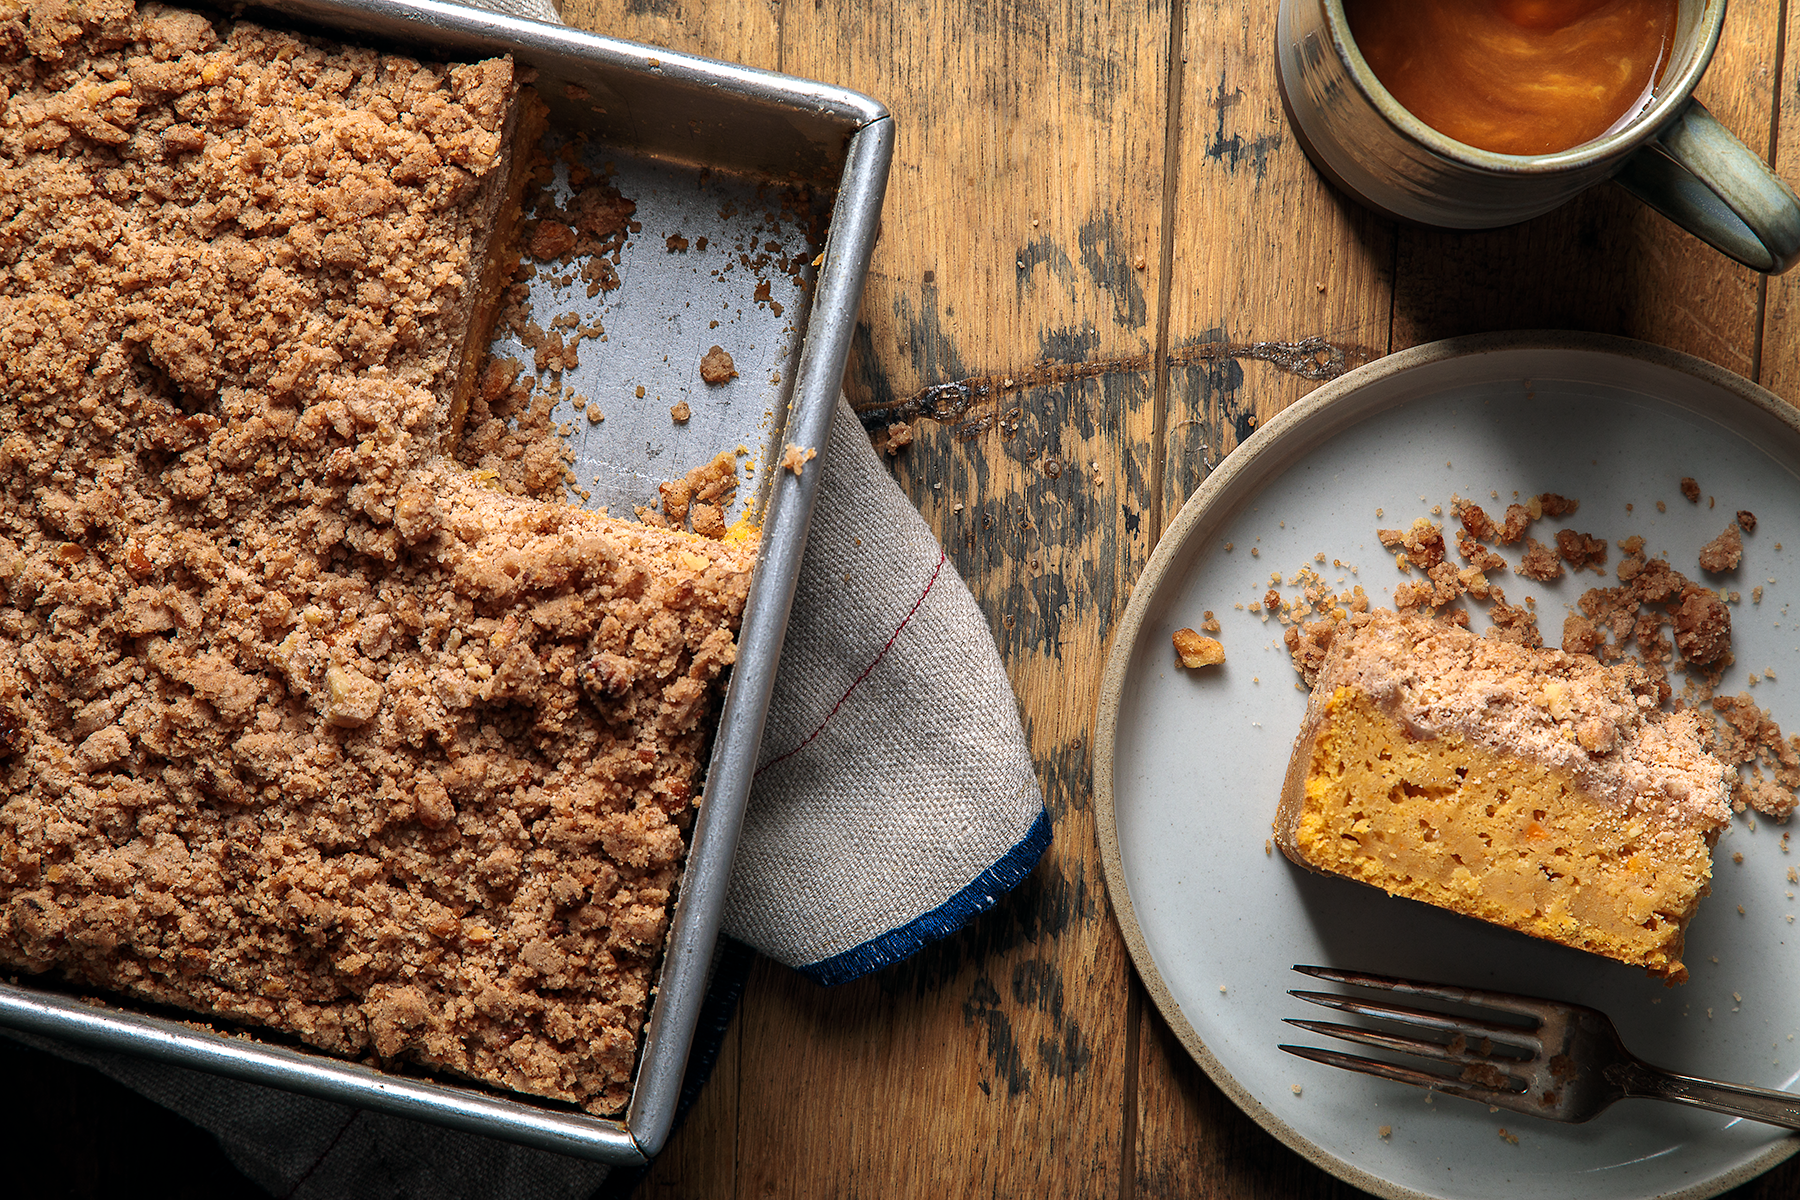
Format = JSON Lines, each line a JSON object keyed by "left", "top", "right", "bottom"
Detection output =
{"left": 1279, "top": 964, "right": 1545, "bottom": 1104}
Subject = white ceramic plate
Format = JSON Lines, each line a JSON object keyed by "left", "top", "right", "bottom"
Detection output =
{"left": 1096, "top": 333, "right": 1800, "bottom": 1200}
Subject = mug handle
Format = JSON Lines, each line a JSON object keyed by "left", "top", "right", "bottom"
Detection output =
{"left": 1611, "top": 98, "right": 1800, "bottom": 275}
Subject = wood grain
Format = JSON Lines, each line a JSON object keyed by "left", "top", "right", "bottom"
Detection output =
{"left": 1155, "top": 0, "right": 1395, "bottom": 527}
{"left": 730, "top": 0, "right": 1173, "bottom": 1194}
{"left": 560, "top": 0, "right": 783, "bottom": 71}
{"left": 1128, "top": 2, "right": 1397, "bottom": 1194}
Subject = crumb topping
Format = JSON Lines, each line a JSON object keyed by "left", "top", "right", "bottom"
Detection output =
{"left": 1313, "top": 611, "right": 1731, "bottom": 832}
{"left": 1698, "top": 523, "right": 1744, "bottom": 574}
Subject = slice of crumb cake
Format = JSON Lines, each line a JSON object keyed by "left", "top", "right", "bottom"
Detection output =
{"left": 1277, "top": 609, "right": 1731, "bottom": 981}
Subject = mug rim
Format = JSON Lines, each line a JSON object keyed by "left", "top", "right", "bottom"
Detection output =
{"left": 1323, "top": 0, "right": 1725, "bottom": 175}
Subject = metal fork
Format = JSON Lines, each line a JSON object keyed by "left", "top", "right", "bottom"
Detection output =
{"left": 1279, "top": 965, "right": 1800, "bottom": 1128}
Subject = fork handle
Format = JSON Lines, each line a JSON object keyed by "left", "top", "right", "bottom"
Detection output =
{"left": 1611, "top": 1061, "right": 1800, "bottom": 1130}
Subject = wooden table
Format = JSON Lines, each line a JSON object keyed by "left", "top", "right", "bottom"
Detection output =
{"left": 9, "top": 1, "right": 1800, "bottom": 1197}
{"left": 615, "top": 1, "right": 1800, "bottom": 1197}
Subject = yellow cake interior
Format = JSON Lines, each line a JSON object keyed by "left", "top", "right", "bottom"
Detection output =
{"left": 1288, "top": 687, "right": 1715, "bottom": 980}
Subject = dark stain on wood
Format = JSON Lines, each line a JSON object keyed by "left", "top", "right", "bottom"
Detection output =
{"left": 1037, "top": 1020, "right": 1094, "bottom": 1083}
{"left": 1012, "top": 958, "right": 1065, "bottom": 1022}
{"left": 1077, "top": 215, "right": 1149, "bottom": 330}
{"left": 909, "top": 374, "right": 1141, "bottom": 659}
{"left": 1036, "top": 732, "right": 1091, "bottom": 819}
{"left": 1203, "top": 70, "right": 1281, "bottom": 181}
{"left": 881, "top": 854, "right": 1100, "bottom": 1004}
{"left": 1014, "top": 957, "right": 1095, "bottom": 1083}
{"left": 963, "top": 974, "right": 1032, "bottom": 1097}
{"left": 959, "top": 945, "right": 1098, "bottom": 1096}
{"left": 1014, "top": 218, "right": 1145, "bottom": 336}
{"left": 1015, "top": 233, "right": 1081, "bottom": 300}
{"left": 852, "top": 336, "right": 1376, "bottom": 432}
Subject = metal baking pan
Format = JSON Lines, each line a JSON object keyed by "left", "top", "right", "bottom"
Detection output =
{"left": 0, "top": 0, "right": 891, "bottom": 1165}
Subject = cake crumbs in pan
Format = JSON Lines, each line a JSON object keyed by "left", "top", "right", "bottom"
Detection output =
{"left": 699, "top": 344, "right": 739, "bottom": 385}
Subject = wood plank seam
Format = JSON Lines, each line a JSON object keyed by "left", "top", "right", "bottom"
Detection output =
{"left": 1150, "top": 0, "right": 1191, "bottom": 545}
{"left": 1131, "top": 1, "right": 1190, "bottom": 1196}
{"left": 1752, "top": 0, "right": 1792, "bottom": 382}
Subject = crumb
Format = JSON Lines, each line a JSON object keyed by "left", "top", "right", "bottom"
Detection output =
{"left": 1401, "top": 519, "right": 1447, "bottom": 571}
{"left": 1291, "top": 1084, "right": 1303, "bottom": 1096}
{"left": 1499, "top": 503, "right": 1532, "bottom": 544}
{"left": 1456, "top": 531, "right": 1507, "bottom": 573}
{"left": 780, "top": 444, "right": 817, "bottom": 475}
{"left": 1516, "top": 537, "right": 1564, "bottom": 582}
{"left": 1539, "top": 493, "right": 1578, "bottom": 517}
{"left": 1174, "top": 629, "right": 1226, "bottom": 668}
{"left": 1458, "top": 502, "right": 1498, "bottom": 542}
{"left": 1378, "top": 1125, "right": 1392, "bottom": 1139}
{"left": 1555, "top": 529, "right": 1607, "bottom": 572}
{"left": 670, "top": 400, "right": 691, "bottom": 423}
{"left": 1561, "top": 612, "right": 1603, "bottom": 656}
{"left": 879, "top": 422, "right": 914, "bottom": 456}
{"left": 1681, "top": 477, "right": 1702, "bottom": 502}
{"left": 1739, "top": 510, "right": 1758, "bottom": 533}
{"left": 658, "top": 451, "right": 740, "bottom": 530}
{"left": 699, "top": 345, "right": 739, "bottom": 384}
{"left": 1673, "top": 584, "right": 1731, "bottom": 664}
{"left": 1499, "top": 1129, "right": 1519, "bottom": 1145}
{"left": 1699, "top": 523, "right": 1744, "bottom": 573}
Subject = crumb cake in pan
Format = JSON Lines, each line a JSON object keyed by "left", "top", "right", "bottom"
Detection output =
{"left": 1277, "top": 610, "right": 1732, "bottom": 982}
{"left": 0, "top": 1, "right": 754, "bottom": 1113}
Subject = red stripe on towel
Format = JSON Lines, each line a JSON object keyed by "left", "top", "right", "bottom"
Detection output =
{"left": 755, "top": 548, "right": 947, "bottom": 778}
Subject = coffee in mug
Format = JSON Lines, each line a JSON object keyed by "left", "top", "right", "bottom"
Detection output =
{"left": 1344, "top": 0, "right": 1678, "bottom": 155}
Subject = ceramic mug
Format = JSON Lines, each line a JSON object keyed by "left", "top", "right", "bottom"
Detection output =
{"left": 1275, "top": 0, "right": 1800, "bottom": 274}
